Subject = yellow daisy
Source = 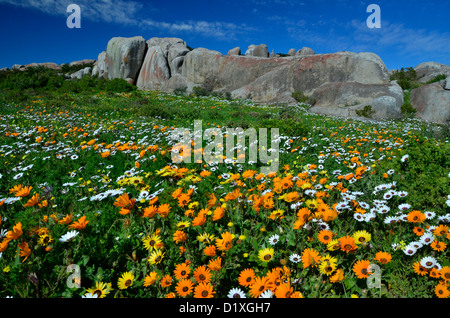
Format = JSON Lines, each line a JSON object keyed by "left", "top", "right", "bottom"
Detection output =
{"left": 117, "top": 271, "right": 134, "bottom": 290}
{"left": 258, "top": 247, "right": 274, "bottom": 263}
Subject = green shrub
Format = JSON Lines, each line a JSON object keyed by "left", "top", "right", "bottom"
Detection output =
{"left": 426, "top": 74, "right": 447, "bottom": 84}
{"left": 292, "top": 91, "right": 316, "bottom": 105}
{"left": 401, "top": 91, "right": 417, "bottom": 117}
{"left": 355, "top": 105, "right": 375, "bottom": 118}
{"left": 390, "top": 67, "right": 417, "bottom": 81}
{"left": 103, "top": 78, "right": 136, "bottom": 93}
{"left": 173, "top": 86, "right": 187, "bottom": 96}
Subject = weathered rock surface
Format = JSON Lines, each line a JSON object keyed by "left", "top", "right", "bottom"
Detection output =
{"left": 69, "top": 66, "right": 92, "bottom": 79}
{"left": 288, "top": 48, "right": 297, "bottom": 56}
{"left": 245, "top": 44, "right": 269, "bottom": 58}
{"left": 136, "top": 45, "right": 171, "bottom": 90}
{"left": 410, "top": 82, "right": 450, "bottom": 124}
{"left": 22, "top": 34, "right": 443, "bottom": 123}
{"left": 182, "top": 48, "right": 291, "bottom": 92}
{"left": 227, "top": 47, "right": 241, "bottom": 56}
{"left": 93, "top": 51, "right": 107, "bottom": 78}
{"left": 106, "top": 36, "right": 146, "bottom": 84}
{"left": 297, "top": 47, "right": 315, "bottom": 56}
{"left": 232, "top": 52, "right": 391, "bottom": 103}
{"left": 415, "top": 62, "right": 450, "bottom": 83}
{"left": 69, "top": 59, "right": 96, "bottom": 67}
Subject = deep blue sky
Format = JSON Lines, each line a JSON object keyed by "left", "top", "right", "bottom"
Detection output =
{"left": 0, "top": 0, "right": 449, "bottom": 70}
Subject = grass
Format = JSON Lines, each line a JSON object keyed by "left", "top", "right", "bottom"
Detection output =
{"left": 0, "top": 85, "right": 449, "bottom": 299}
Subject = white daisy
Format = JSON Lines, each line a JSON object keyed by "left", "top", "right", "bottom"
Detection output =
{"left": 82, "top": 293, "right": 98, "bottom": 298}
{"left": 227, "top": 288, "right": 246, "bottom": 298}
{"left": 378, "top": 205, "right": 390, "bottom": 214}
{"left": 410, "top": 241, "right": 423, "bottom": 249}
{"left": 403, "top": 244, "right": 417, "bottom": 256}
{"left": 420, "top": 256, "right": 437, "bottom": 269}
{"left": 363, "top": 212, "right": 376, "bottom": 222}
{"left": 59, "top": 230, "right": 79, "bottom": 242}
{"left": 400, "top": 154, "right": 409, "bottom": 162}
{"left": 396, "top": 191, "right": 408, "bottom": 198}
{"left": 268, "top": 234, "right": 280, "bottom": 246}
{"left": 398, "top": 203, "right": 411, "bottom": 211}
{"left": 289, "top": 253, "right": 302, "bottom": 263}
{"left": 419, "top": 232, "right": 434, "bottom": 245}
{"left": 384, "top": 216, "right": 398, "bottom": 224}
{"left": 424, "top": 211, "right": 436, "bottom": 220}
{"left": 259, "top": 289, "right": 273, "bottom": 298}
{"left": 354, "top": 213, "right": 365, "bottom": 222}
{"left": 383, "top": 190, "right": 396, "bottom": 200}
{"left": 358, "top": 202, "right": 370, "bottom": 209}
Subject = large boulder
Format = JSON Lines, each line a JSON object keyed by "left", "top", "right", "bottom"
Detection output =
{"left": 69, "top": 59, "right": 96, "bottom": 67}
{"left": 182, "top": 48, "right": 291, "bottom": 92}
{"left": 415, "top": 62, "right": 450, "bottom": 83}
{"left": 245, "top": 44, "right": 269, "bottom": 58}
{"left": 69, "top": 66, "right": 92, "bottom": 79}
{"left": 227, "top": 47, "right": 241, "bottom": 56}
{"left": 288, "top": 48, "right": 297, "bottom": 56}
{"left": 106, "top": 36, "right": 146, "bottom": 84}
{"left": 231, "top": 52, "right": 390, "bottom": 103}
{"left": 410, "top": 82, "right": 450, "bottom": 124}
{"left": 147, "top": 37, "right": 186, "bottom": 56}
{"left": 135, "top": 37, "right": 189, "bottom": 88}
{"left": 297, "top": 47, "right": 315, "bottom": 56}
{"left": 136, "top": 45, "right": 171, "bottom": 90}
{"left": 93, "top": 51, "right": 107, "bottom": 78}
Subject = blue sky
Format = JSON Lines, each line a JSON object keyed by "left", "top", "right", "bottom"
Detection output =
{"left": 0, "top": 0, "right": 449, "bottom": 70}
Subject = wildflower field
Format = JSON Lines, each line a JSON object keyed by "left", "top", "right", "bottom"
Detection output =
{"left": 0, "top": 84, "right": 449, "bottom": 299}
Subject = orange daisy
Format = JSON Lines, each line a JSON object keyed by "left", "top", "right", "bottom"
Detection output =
{"left": 23, "top": 193, "right": 39, "bottom": 207}
{"left": 238, "top": 268, "right": 256, "bottom": 287}
{"left": 193, "top": 266, "right": 212, "bottom": 284}
{"left": 160, "top": 275, "right": 172, "bottom": 287}
{"left": 374, "top": 251, "right": 392, "bottom": 264}
{"left": 406, "top": 210, "right": 426, "bottom": 223}
{"left": 157, "top": 204, "right": 171, "bottom": 217}
{"left": 353, "top": 259, "right": 372, "bottom": 279}
{"left": 69, "top": 216, "right": 89, "bottom": 230}
{"left": 431, "top": 240, "right": 447, "bottom": 252}
{"left": 194, "top": 282, "right": 215, "bottom": 298}
{"left": 174, "top": 262, "right": 191, "bottom": 280}
{"left": 413, "top": 261, "right": 429, "bottom": 276}
{"left": 339, "top": 235, "right": 357, "bottom": 253}
{"left": 207, "top": 257, "right": 222, "bottom": 271}
{"left": 6, "top": 222, "right": 23, "bottom": 241}
{"left": 249, "top": 276, "right": 270, "bottom": 298}
{"left": 435, "top": 282, "right": 450, "bottom": 298}
{"left": 215, "top": 231, "right": 234, "bottom": 251}
{"left": 318, "top": 229, "right": 334, "bottom": 244}
{"left": 301, "top": 248, "right": 321, "bottom": 268}
{"left": 175, "top": 278, "right": 194, "bottom": 297}
{"left": 203, "top": 245, "right": 216, "bottom": 257}
{"left": 434, "top": 224, "right": 449, "bottom": 237}
{"left": 177, "top": 193, "right": 191, "bottom": 207}
{"left": 440, "top": 266, "right": 450, "bottom": 282}
{"left": 274, "top": 282, "right": 294, "bottom": 298}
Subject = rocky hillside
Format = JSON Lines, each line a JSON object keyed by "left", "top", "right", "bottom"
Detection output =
{"left": 2, "top": 36, "right": 449, "bottom": 125}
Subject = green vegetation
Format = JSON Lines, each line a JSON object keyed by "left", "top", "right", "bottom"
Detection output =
{"left": 0, "top": 66, "right": 449, "bottom": 299}
{"left": 355, "top": 105, "right": 375, "bottom": 118}
{"left": 291, "top": 90, "right": 316, "bottom": 106}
